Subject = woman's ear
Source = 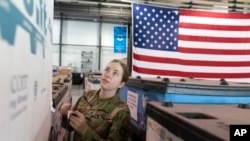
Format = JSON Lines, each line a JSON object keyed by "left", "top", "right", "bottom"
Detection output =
{"left": 118, "top": 81, "right": 125, "bottom": 88}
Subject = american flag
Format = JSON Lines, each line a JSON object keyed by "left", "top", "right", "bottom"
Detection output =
{"left": 132, "top": 3, "right": 250, "bottom": 82}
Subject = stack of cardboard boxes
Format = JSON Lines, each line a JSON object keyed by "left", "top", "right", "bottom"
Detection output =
{"left": 49, "top": 67, "right": 72, "bottom": 141}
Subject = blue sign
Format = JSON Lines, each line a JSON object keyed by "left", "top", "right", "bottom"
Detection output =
{"left": 114, "top": 26, "right": 127, "bottom": 53}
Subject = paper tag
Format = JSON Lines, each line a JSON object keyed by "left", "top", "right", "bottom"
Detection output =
{"left": 67, "top": 110, "right": 72, "bottom": 119}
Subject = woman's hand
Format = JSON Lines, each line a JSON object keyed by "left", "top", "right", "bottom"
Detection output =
{"left": 60, "top": 103, "right": 72, "bottom": 116}
{"left": 69, "top": 111, "right": 88, "bottom": 135}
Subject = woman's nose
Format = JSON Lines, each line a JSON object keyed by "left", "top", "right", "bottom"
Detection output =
{"left": 105, "top": 71, "right": 111, "bottom": 77}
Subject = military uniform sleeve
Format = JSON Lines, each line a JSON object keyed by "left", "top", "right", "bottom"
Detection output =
{"left": 61, "top": 95, "right": 85, "bottom": 131}
{"left": 78, "top": 108, "right": 131, "bottom": 141}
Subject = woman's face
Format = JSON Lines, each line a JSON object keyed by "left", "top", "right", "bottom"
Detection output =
{"left": 100, "top": 62, "right": 124, "bottom": 91}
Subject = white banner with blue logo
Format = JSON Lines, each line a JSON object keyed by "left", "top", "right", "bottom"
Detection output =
{"left": 114, "top": 26, "right": 127, "bottom": 53}
{"left": 0, "top": 0, "right": 53, "bottom": 140}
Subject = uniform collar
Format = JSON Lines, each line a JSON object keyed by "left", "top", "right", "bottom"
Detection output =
{"left": 96, "top": 89, "right": 120, "bottom": 103}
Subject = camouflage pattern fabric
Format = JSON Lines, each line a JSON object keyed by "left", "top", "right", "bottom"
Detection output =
{"left": 70, "top": 90, "right": 131, "bottom": 141}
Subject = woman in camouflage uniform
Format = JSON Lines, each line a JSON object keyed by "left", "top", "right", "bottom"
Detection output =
{"left": 60, "top": 59, "right": 131, "bottom": 141}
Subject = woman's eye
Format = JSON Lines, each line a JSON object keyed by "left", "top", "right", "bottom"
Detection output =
{"left": 113, "top": 72, "right": 118, "bottom": 76}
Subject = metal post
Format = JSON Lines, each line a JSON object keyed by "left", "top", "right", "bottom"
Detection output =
{"left": 59, "top": 13, "right": 63, "bottom": 66}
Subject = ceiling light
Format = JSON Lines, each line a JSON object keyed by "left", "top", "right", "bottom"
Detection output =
{"left": 101, "top": 3, "right": 131, "bottom": 7}
{"left": 78, "top": 1, "right": 99, "bottom": 5}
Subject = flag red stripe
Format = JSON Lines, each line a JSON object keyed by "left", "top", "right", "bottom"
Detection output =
{"left": 180, "top": 9, "right": 250, "bottom": 19}
{"left": 179, "top": 23, "right": 250, "bottom": 31}
{"left": 134, "top": 53, "right": 250, "bottom": 67}
{"left": 179, "top": 35, "right": 250, "bottom": 43}
{"left": 178, "top": 47, "right": 250, "bottom": 55}
{"left": 133, "top": 65, "right": 250, "bottom": 78}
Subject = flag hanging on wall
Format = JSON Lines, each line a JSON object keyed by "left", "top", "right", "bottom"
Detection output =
{"left": 132, "top": 3, "right": 250, "bottom": 82}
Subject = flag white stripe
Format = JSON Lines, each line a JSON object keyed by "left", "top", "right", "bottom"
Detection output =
{"left": 180, "top": 16, "right": 250, "bottom": 26}
{"left": 133, "top": 47, "right": 250, "bottom": 61}
{"left": 179, "top": 28, "right": 250, "bottom": 38}
{"left": 133, "top": 60, "right": 250, "bottom": 73}
{"left": 178, "top": 40, "right": 250, "bottom": 50}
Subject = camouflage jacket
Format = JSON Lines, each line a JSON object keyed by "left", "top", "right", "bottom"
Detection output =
{"left": 71, "top": 89, "right": 131, "bottom": 141}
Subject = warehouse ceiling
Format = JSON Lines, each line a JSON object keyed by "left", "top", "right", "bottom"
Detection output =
{"left": 54, "top": 0, "right": 133, "bottom": 24}
{"left": 54, "top": 0, "right": 250, "bottom": 24}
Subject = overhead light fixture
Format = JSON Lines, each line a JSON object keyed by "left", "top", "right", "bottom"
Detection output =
{"left": 78, "top": 1, "right": 99, "bottom": 5}
{"left": 121, "top": 0, "right": 132, "bottom": 2}
{"left": 101, "top": 2, "right": 131, "bottom": 7}
{"left": 56, "top": 0, "right": 79, "bottom": 2}
{"left": 121, "top": 0, "right": 146, "bottom": 2}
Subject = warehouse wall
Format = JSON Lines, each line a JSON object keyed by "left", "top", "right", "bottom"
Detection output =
{"left": 53, "top": 19, "right": 128, "bottom": 72}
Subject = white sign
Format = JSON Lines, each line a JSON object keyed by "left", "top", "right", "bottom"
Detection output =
{"left": 127, "top": 90, "right": 138, "bottom": 120}
{"left": 0, "top": 0, "right": 53, "bottom": 140}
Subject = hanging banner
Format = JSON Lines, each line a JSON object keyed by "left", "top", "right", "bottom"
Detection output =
{"left": 114, "top": 26, "right": 127, "bottom": 53}
{"left": 0, "top": 0, "right": 53, "bottom": 140}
